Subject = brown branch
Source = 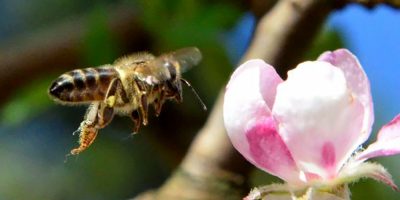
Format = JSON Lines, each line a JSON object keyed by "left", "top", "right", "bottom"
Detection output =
{"left": 344, "top": 0, "right": 400, "bottom": 8}
{"left": 135, "top": 0, "right": 334, "bottom": 199}
{"left": 249, "top": 0, "right": 278, "bottom": 19}
{"left": 0, "top": 5, "right": 150, "bottom": 105}
{"left": 243, "top": 0, "right": 333, "bottom": 77}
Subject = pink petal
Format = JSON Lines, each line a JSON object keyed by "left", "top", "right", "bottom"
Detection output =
{"left": 223, "top": 59, "right": 300, "bottom": 182}
{"left": 318, "top": 49, "right": 374, "bottom": 145}
{"left": 272, "top": 61, "right": 365, "bottom": 180}
{"left": 246, "top": 117, "right": 300, "bottom": 183}
{"left": 228, "top": 59, "right": 282, "bottom": 109}
{"left": 356, "top": 114, "right": 400, "bottom": 161}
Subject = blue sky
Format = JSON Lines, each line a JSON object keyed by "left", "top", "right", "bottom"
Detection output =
{"left": 328, "top": 4, "right": 400, "bottom": 127}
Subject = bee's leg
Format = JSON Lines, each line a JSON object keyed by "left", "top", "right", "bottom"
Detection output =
{"left": 97, "top": 103, "right": 115, "bottom": 128}
{"left": 135, "top": 79, "right": 149, "bottom": 125}
{"left": 70, "top": 121, "right": 98, "bottom": 155}
{"left": 139, "top": 95, "right": 148, "bottom": 125}
{"left": 174, "top": 81, "right": 183, "bottom": 103}
{"left": 166, "top": 80, "right": 183, "bottom": 103}
{"left": 69, "top": 103, "right": 99, "bottom": 155}
{"left": 130, "top": 109, "right": 142, "bottom": 133}
{"left": 153, "top": 90, "right": 165, "bottom": 117}
{"left": 105, "top": 78, "right": 128, "bottom": 107}
{"left": 70, "top": 102, "right": 114, "bottom": 155}
{"left": 174, "top": 90, "right": 183, "bottom": 103}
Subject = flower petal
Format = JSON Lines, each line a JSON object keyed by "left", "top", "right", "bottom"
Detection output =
{"left": 246, "top": 117, "right": 300, "bottom": 183}
{"left": 318, "top": 49, "right": 374, "bottom": 145}
{"left": 356, "top": 114, "right": 400, "bottom": 161}
{"left": 224, "top": 59, "right": 300, "bottom": 182}
{"left": 224, "top": 59, "right": 280, "bottom": 158}
{"left": 272, "top": 61, "right": 365, "bottom": 180}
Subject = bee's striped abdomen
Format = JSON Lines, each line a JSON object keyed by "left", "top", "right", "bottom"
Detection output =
{"left": 49, "top": 67, "right": 118, "bottom": 103}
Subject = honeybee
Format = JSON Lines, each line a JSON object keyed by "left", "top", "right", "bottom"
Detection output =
{"left": 48, "top": 47, "right": 206, "bottom": 155}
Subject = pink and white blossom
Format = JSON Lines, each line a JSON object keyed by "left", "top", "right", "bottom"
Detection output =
{"left": 223, "top": 49, "right": 400, "bottom": 196}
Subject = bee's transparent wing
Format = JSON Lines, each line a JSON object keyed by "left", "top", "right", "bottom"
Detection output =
{"left": 168, "top": 47, "right": 202, "bottom": 73}
{"left": 136, "top": 47, "right": 202, "bottom": 84}
{"left": 133, "top": 61, "right": 170, "bottom": 85}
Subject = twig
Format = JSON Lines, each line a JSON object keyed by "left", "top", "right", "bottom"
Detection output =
{"left": 242, "top": 0, "right": 333, "bottom": 77}
{"left": 345, "top": 0, "right": 400, "bottom": 8}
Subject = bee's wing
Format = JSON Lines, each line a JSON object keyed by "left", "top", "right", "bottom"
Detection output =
{"left": 133, "top": 60, "right": 171, "bottom": 85}
{"left": 114, "top": 52, "right": 155, "bottom": 66}
{"left": 134, "top": 47, "right": 202, "bottom": 85}
{"left": 167, "top": 47, "right": 202, "bottom": 73}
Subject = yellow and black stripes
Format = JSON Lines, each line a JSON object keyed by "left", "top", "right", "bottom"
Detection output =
{"left": 48, "top": 67, "right": 118, "bottom": 103}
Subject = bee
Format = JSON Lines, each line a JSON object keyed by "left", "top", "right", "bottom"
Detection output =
{"left": 48, "top": 47, "right": 206, "bottom": 155}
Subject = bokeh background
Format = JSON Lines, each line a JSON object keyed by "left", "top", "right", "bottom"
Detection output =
{"left": 0, "top": 0, "right": 399, "bottom": 199}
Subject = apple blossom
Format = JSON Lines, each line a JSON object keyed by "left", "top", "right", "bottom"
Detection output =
{"left": 223, "top": 49, "right": 400, "bottom": 199}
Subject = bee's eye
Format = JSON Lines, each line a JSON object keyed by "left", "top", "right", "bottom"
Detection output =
{"left": 165, "top": 62, "right": 177, "bottom": 80}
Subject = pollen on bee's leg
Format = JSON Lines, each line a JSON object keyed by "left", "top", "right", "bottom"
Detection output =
{"left": 106, "top": 96, "right": 116, "bottom": 107}
{"left": 70, "top": 122, "right": 98, "bottom": 155}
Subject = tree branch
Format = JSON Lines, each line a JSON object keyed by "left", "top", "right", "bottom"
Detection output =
{"left": 345, "top": 0, "right": 400, "bottom": 8}
{"left": 243, "top": 0, "right": 333, "bottom": 77}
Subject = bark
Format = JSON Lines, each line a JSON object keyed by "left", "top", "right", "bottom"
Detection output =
{"left": 344, "top": 0, "right": 400, "bottom": 8}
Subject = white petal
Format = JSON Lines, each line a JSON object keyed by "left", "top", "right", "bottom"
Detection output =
{"left": 272, "top": 61, "right": 365, "bottom": 180}
{"left": 318, "top": 49, "right": 374, "bottom": 146}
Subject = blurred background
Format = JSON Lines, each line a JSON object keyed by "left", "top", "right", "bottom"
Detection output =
{"left": 0, "top": 0, "right": 399, "bottom": 199}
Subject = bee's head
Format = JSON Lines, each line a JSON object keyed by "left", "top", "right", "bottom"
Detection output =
{"left": 157, "top": 60, "right": 181, "bottom": 101}
{"left": 164, "top": 60, "right": 179, "bottom": 81}
{"left": 162, "top": 62, "right": 206, "bottom": 111}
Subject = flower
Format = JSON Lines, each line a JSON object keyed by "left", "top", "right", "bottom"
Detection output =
{"left": 223, "top": 49, "right": 400, "bottom": 197}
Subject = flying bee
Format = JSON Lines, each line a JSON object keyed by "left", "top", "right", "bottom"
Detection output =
{"left": 48, "top": 47, "right": 206, "bottom": 155}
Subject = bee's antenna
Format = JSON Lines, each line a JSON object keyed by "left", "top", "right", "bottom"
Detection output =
{"left": 180, "top": 78, "right": 207, "bottom": 111}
